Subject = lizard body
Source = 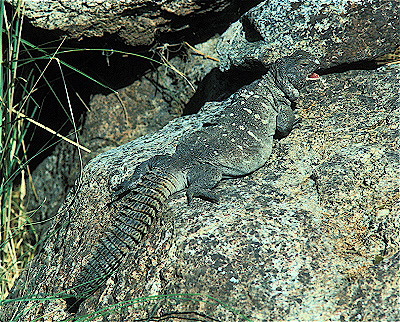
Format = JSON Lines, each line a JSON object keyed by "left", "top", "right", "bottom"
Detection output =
{"left": 70, "top": 50, "right": 319, "bottom": 301}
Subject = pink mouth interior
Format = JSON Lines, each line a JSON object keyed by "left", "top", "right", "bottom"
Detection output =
{"left": 307, "top": 72, "right": 320, "bottom": 80}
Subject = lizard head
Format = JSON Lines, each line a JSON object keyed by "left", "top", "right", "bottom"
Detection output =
{"left": 270, "top": 50, "right": 320, "bottom": 102}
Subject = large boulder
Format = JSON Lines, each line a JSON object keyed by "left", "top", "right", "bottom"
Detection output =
{"left": 2, "top": 60, "right": 399, "bottom": 322}
{"left": 25, "top": 0, "right": 400, "bottom": 239}
{"left": 217, "top": 0, "right": 400, "bottom": 70}
{"left": 13, "top": 0, "right": 258, "bottom": 46}
{"left": 3, "top": 0, "right": 399, "bottom": 321}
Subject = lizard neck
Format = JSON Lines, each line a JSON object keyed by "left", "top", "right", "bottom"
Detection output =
{"left": 256, "top": 72, "right": 292, "bottom": 107}
{"left": 267, "top": 65, "right": 301, "bottom": 102}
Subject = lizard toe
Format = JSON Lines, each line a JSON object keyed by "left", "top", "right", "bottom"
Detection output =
{"left": 186, "top": 187, "right": 219, "bottom": 204}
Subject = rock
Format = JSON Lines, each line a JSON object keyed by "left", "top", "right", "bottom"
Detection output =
{"left": 26, "top": 38, "right": 219, "bottom": 238}
{"left": 13, "top": 0, "right": 257, "bottom": 46}
{"left": 217, "top": 0, "right": 400, "bottom": 70}
{"left": 25, "top": 0, "right": 400, "bottom": 244}
{"left": 2, "top": 61, "right": 399, "bottom": 321}
{"left": 5, "top": 0, "right": 400, "bottom": 320}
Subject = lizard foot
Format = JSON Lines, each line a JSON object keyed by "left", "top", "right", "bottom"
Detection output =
{"left": 186, "top": 163, "right": 222, "bottom": 204}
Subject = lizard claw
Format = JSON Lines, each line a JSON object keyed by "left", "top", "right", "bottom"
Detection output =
{"left": 186, "top": 187, "right": 219, "bottom": 204}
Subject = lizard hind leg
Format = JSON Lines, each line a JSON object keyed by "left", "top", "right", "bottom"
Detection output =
{"left": 186, "top": 164, "right": 222, "bottom": 204}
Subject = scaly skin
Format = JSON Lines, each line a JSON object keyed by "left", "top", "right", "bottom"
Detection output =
{"left": 70, "top": 50, "right": 320, "bottom": 303}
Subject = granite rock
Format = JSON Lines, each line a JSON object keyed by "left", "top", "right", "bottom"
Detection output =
{"left": 2, "top": 61, "right": 399, "bottom": 321}
{"left": 10, "top": 0, "right": 256, "bottom": 46}
{"left": 217, "top": 0, "right": 400, "bottom": 70}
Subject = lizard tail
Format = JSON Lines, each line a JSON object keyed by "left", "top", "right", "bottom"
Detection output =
{"left": 70, "top": 171, "right": 178, "bottom": 300}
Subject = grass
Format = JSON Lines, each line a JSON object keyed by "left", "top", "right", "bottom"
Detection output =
{"left": 2, "top": 292, "right": 253, "bottom": 321}
{"left": 0, "top": 0, "right": 36, "bottom": 301}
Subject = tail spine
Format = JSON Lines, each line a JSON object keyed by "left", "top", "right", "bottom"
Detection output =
{"left": 72, "top": 171, "right": 178, "bottom": 297}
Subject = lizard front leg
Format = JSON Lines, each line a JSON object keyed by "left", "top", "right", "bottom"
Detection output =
{"left": 275, "top": 104, "right": 296, "bottom": 139}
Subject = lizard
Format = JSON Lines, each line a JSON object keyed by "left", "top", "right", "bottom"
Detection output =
{"left": 68, "top": 50, "right": 320, "bottom": 306}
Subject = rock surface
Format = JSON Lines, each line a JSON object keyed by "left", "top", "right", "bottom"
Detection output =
{"left": 4, "top": 1, "right": 400, "bottom": 321}
{"left": 2, "top": 61, "right": 399, "bottom": 321}
{"left": 14, "top": 0, "right": 257, "bottom": 46}
{"left": 217, "top": 0, "right": 400, "bottom": 70}
{"left": 25, "top": 0, "right": 400, "bottom": 240}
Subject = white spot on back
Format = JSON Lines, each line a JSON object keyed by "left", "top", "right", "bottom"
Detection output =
{"left": 239, "top": 125, "right": 245, "bottom": 130}
{"left": 243, "top": 108, "right": 252, "bottom": 114}
{"left": 254, "top": 114, "right": 260, "bottom": 119}
{"left": 247, "top": 130, "right": 259, "bottom": 140}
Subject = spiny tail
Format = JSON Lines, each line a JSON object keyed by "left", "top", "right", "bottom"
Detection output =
{"left": 71, "top": 171, "right": 178, "bottom": 299}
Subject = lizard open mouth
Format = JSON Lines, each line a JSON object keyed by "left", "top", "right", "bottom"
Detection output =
{"left": 307, "top": 72, "right": 320, "bottom": 80}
